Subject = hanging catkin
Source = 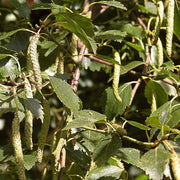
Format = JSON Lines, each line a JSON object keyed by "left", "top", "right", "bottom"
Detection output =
{"left": 166, "top": 0, "right": 174, "bottom": 57}
{"left": 71, "top": 33, "right": 79, "bottom": 63}
{"left": 153, "top": 1, "right": 164, "bottom": 43}
{"left": 24, "top": 76, "right": 33, "bottom": 150}
{"left": 171, "top": 149, "right": 180, "bottom": 180}
{"left": 112, "top": 50, "right": 122, "bottom": 103}
{"left": 27, "top": 30, "right": 42, "bottom": 90}
{"left": 37, "top": 97, "right": 50, "bottom": 163}
{"left": 157, "top": 37, "right": 164, "bottom": 68}
{"left": 12, "top": 95, "right": 26, "bottom": 180}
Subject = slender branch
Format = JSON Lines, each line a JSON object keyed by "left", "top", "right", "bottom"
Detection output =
{"left": 122, "top": 133, "right": 169, "bottom": 150}
{"left": 127, "top": 49, "right": 151, "bottom": 109}
{"left": 137, "top": 18, "right": 147, "bottom": 30}
{"left": 45, "top": 30, "right": 69, "bottom": 54}
{"left": 71, "top": 67, "right": 81, "bottom": 92}
{"left": 89, "top": 55, "right": 113, "bottom": 66}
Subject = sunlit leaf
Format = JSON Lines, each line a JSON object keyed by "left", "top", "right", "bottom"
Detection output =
{"left": 96, "top": 1, "right": 127, "bottom": 10}
{"left": 56, "top": 12, "right": 97, "bottom": 53}
{"left": 24, "top": 152, "right": 37, "bottom": 170}
{"left": 24, "top": 98, "right": 44, "bottom": 120}
{"left": 64, "top": 110, "right": 106, "bottom": 130}
{"left": 49, "top": 76, "right": 82, "bottom": 114}
{"left": 124, "top": 41, "right": 144, "bottom": 52}
{"left": 127, "top": 121, "right": 150, "bottom": 130}
{"left": 86, "top": 165, "right": 124, "bottom": 180}
{"left": 96, "top": 30, "right": 127, "bottom": 42}
{"left": 103, "top": 82, "right": 132, "bottom": 120}
{"left": 117, "top": 148, "right": 141, "bottom": 167}
{"left": 0, "top": 28, "right": 30, "bottom": 41}
{"left": 140, "top": 146, "right": 170, "bottom": 180}
{"left": 93, "top": 133, "right": 122, "bottom": 165}
{"left": 0, "top": 58, "right": 20, "bottom": 80}
{"left": 121, "top": 61, "right": 144, "bottom": 75}
{"left": 0, "top": 88, "right": 24, "bottom": 116}
{"left": 144, "top": 80, "right": 168, "bottom": 108}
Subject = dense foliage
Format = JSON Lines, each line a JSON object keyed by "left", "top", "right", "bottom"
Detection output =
{"left": 0, "top": 0, "right": 180, "bottom": 179}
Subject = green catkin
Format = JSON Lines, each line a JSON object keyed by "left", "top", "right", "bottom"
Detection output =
{"left": 151, "top": 92, "right": 157, "bottom": 113}
{"left": 37, "top": 97, "right": 50, "bottom": 163}
{"left": 12, "top": 112, "right": 26, "bottom": 180}
{"left": 112, "top": 50, "right": 122, "bottom": 103}
{"left": 171, "top": 149, "right": 180, "bottom": 180}
{"left": 166, "top": 0, "right": 174, "bottom": 57}
{"left": 157, "top": 37, "right": 164, "bottom": 68}
{"left": 53, "top": 138, "right": 66, "bottom": 172}
{"left": 71, "top": 33, "right": 79, "bottom": 63}
{"left": 153, "top": 1, "right": 164, "bottom": 43}
{"left": 55, "top": 51, "right": 64, "bottom": 75}
{"left": 27, "top": 31, "right": 42, "bottom": 89}
{"left": 24, "top": 77, "right": 33, "bottom": 150}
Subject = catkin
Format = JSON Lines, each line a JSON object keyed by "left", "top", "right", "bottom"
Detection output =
{"left": 12, "top": 112, "right": 26, "bottom": 180}
{"left": 166, "top": 0, "right": 174, "bottom": 57}
{"left": 153, "top": 1, "right": 164, "bottom": 43}
{"left": 71, "top": 33, "right": 79, "bottom": 63}
{"left": 112, "top": 50, "right": 122, "bottom": 103}
{"left": 157, "top": 37, "right": 164, "bottom": 68}
{"left": 27, "top": 31, "right": 42, "bottom": 89}
{"left": 24, "top": 77, "right": 33, "bottom": 150}
{"left": 37, "top": 97, "right": 50, "bottom": 163}
{"left": 171, "top": 149, "right": 180, "bottom": 180}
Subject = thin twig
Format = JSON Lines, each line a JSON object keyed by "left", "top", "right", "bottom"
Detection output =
{"left": 137, "top": 17, "right": 147, "bottom": 30}
{"left": 127, "top": 49, "right": 151, "bottom": 109}
{"left": 89, "top": 55, "right": 113, "bottom": 66}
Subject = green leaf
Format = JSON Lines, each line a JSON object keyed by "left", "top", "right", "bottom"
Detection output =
{"left": 65, "top": 163, "right": 84, "bottom": 179}
{"left": 95, "top": 54, "right": 120, "bottom": 65}
{"left": 144, "top": 80, "right": 168, "bottom": 108}
{"left": 155, "top": 80, "right": 176, "bottom": 97}
{"left": 137, "top": 2, "right": 157, "bottom": 15}
{"left": 109, "top": 22, "right": 145, "bottom": 39}
{"left": 167, "top": 101, "right": 180, "bottom": 128}
{"left": 0, "top": 28, "right": 30, "bottom": 41}
{"left": 24, "top": 152, "right": 37, "bottom": 170}
{"left": 0, "top": 89, "right": 24, "bottom": 116}
{"left": 93, "top": 133, "right": 122, "bottom": 165}
{"left": 124, "top": 41, "right": 144, "bottom": 52}
{"left": 96, "top": 1, "right": 127, "bottom": 10}
{"left": 66, "top": 145, "right": 90, "bottom": 169}
{"left": 103, "top": 82, "right": 132, "bottom": 120}
{"left": 88, "top": 60, "right": 107, "bottom": 72}
{"left": 96, "top": 30, "right": 127, "bottom": 42}
{"left": 31, "top": 3, "right": 64, "bottom": 10}
{"left": 151, "top": 101, "right": 171, "bottom": 126}
{"left": 56, "top": 12, "right": 97, "bottom": 53}
{"left": 118, "top": 23, "right": 145, "bottom": 39}
{"left": 79, "top": 130, "right": 106, "bottom": 152}
{"left": 9, "top": 0, "right": 30, "bottom": 17}
{"left": 117, "top": 148, "right": 141, "bottom": 167}
{"left": 140, "top": 146, "right": 170, "bottom": 180}
{"left": 40, "top": 32, "right": 68, "bottom": 56}
{"left": 127, "top": 121, "right": 150, "bottom": 130}
{"left": 121, "top": 61, "right": 144, "bottom": 75}
{"left": 145, "top": 116, "right": 162, "bottom": 129}
{"left": 86, "top": 165, "right": 124, "bottom": 180}
{"left": 49, "top": 76, "right": 82, "bottom": 114}
{"left": 64, "top": 110, "right": 106, "bottom": 130}
{"left": 0, "top": 58, "right": 20, "bottom": 81}
{"left": 24, "top": 98, "right": 44, "bottom": 120}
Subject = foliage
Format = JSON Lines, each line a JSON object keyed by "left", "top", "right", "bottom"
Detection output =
{"left": 0, "top": 0, "right": 180, "bottom": 180}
